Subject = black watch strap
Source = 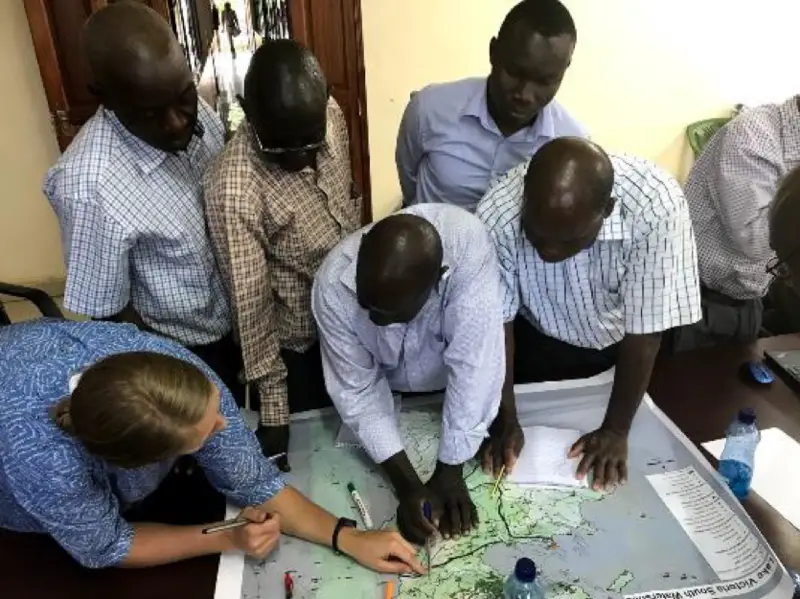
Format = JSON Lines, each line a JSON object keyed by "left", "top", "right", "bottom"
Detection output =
{"left": 332, "top": 517, "right": 357, "bottom": 555}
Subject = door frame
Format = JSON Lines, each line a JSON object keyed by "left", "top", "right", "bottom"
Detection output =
{"left": 289, "top": 0, "right": 372, "bottom": 223}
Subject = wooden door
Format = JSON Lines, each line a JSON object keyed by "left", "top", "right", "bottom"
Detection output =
{"left": 23, "top": 0, "right": 171, "bottom": 151}
{"left": 289, "top": 0, "right": 372, "bottom": 222}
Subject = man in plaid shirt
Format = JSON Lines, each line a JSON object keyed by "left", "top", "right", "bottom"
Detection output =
{"left": 204, "top": 40, "right": 361, "bottom": 469}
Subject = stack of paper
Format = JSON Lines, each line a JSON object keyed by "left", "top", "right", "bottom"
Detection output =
{"left": 507, "top": 426, "right": 588, "bottom": 489}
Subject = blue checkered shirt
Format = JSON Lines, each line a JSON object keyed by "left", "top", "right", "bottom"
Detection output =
{"left": 44, "top": 100, "right": 232, "bottom": 345}
{"left": 312, "top": 204, "right": 505, "bottom": 465}
{"left": 0, "top": 319, "right": 284, "bottom": 569}
{"left": 477, "top": 155, "right": 702, "bottom": 348}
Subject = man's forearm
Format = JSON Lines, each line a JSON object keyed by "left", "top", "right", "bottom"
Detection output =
{"left": 381, "top": 450, "right": 425, "bottom": 494}
{"left": 121, "top": 522, "right": 233, "bottom": 568}
{"left": 498, "top": 322, "right": 517, "bottom": 418}
{"left": 602, "top": 333, "right": 662, "bottom": 434}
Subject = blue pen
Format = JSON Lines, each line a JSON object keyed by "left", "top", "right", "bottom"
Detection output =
{"left": 423, "top": 501, "right": 433, "bottom": 574}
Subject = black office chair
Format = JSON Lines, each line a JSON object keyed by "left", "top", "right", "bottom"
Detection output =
{"left": 0, "top": 282, "right": 63, "bottom": 326}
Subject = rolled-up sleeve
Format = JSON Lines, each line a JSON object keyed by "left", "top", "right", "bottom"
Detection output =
{"left": 204, "top": 177, "right": 289, "bottom": 427}
{"left": 438, "top": 228, "right": 505, "bottom": 464}
{"left": 396, "top": 92, "right": 424, "bottom": 206}
{"left": 3, "top": 446, "right": 134, "bottom": 569}
{"left": 623, "top": 175, "right": 702, "bottom": 335}
{"left": 711, "top": 120, "right": 781, "bottom": 261}
{"left": 312, "top": 279, "right": 403, "bottom": 464}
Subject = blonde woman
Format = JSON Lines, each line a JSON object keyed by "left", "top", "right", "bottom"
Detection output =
{"left": 0, "top": 319, "right": 424, "bottom": 573}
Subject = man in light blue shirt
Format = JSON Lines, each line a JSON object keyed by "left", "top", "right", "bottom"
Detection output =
{"left": 312, "top": 205, "right": 505, "bottom": 544}
{"left": 43, "top": 3, "right": 237, "bottom": 396}
{"left": 396, "top": 0, "right": 586, "bottom": 212}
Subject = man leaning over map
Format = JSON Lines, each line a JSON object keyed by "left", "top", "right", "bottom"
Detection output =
{"left": 312, "top": 204, "right": 506, "bottom": 545}
{"left": 476, "top": 137, "right": 702, "bottom": 490}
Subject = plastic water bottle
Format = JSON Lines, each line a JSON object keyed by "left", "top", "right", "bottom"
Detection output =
{"left": 504, "top": 557, "right": 545, "bottom": 599}
{"left": 718, "top": 408, "right": 760, "bottom": 500}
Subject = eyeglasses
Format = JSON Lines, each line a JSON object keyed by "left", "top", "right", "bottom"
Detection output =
{"left": 250, "top": 123, "right": 325, "bottom": 155}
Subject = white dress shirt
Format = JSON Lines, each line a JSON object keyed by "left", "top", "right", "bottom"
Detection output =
{"left": 477, "top": 155, "right": 702, "bottom": 348}
{"left": 312, "top": 205, "right": 505, "bottom": 465}
{"left": 685, "top": 97, "right": 800, "bottom": 299}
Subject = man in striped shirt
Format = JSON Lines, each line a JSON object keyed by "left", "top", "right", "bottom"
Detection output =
{"left": 676, "top": 97, "right": 800, "bottom": 350}
{"left": 769, "top": 166, "right": 800, "bottom": 289}
{"left": 477, "top": 138, "right": 701, "bottom": 489}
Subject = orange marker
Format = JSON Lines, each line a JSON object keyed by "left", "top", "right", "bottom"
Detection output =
{"left": 384, "top": 580, "right": 395, "bottom": 599}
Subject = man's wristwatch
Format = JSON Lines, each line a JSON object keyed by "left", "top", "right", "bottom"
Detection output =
{"left": 332, "top": 517, "right": 357, "bottom": 555}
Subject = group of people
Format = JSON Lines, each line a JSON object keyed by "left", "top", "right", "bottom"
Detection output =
{"left": 2, "top": 0, "right": 800, "bottom": 576}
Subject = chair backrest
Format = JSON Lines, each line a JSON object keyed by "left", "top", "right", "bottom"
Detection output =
{"left": 0, "top": 301, "right": 10, "bottom": 326}
{"left": 686, "top": 117, "right": 731, "bottom": 158}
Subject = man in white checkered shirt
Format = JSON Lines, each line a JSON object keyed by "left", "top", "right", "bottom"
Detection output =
{"left": 43, "top": 3, "right": 238, "bottom": 396}
{"left": 675, "top": 96, "right": 800, "bottom": 351}
{"left": 770, "top": 166, "right": 800, "bottom": 288}
{"left": 477, "top": 138, "right": 701, "bottom": 490}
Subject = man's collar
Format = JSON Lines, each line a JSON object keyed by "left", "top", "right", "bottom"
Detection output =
{"left": 104, "top": 108, "right": 205, "bottom": 174}
{"left": 341, "top": 236, "right": 362, "bottom": 293}
{"left": 464, "top": 78, "right": 556, "bottom": 141}
{"left": 782, "top": 96, "right": 800, "bottom": 162}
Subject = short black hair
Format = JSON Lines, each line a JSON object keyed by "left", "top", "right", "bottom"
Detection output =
{"left": 498, "top": 0, "right": 577, "bottom": 42}
{"left": 243, "top": 39, "right": 327, "bottom": 126}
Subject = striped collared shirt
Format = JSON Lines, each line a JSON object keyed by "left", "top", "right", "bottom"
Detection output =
{"left": 44, "top": 100, "right": 231, "bottom": 346}
{"left": 312, "top": 204, "right": 505, "bottom": 464}
{"left": 476, "top": 155, "right": 702, "bottom": 349}
{"left": 204, "top": 99, "right": 361, "bottom": 427}
{"left": 685, "top": 97, "right": 800, "bottom": 299}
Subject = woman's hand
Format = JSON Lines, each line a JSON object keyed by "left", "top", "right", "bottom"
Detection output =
{"left": 228, "top": 507, "right": 282, "bottom": 560}
{"left": 338, "top": 528, "right": 427, "bottom": 575}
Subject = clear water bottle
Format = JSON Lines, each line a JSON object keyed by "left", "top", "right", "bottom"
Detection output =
{"left": 504, "top": 557, "right": 545, "bottom": 599}
{"left": 718, "top": 408, "right": 760, "bottom": 500}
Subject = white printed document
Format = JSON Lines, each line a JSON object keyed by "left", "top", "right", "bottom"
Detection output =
{"left": 507, "top": 425, "right": 588, "bottom": 489}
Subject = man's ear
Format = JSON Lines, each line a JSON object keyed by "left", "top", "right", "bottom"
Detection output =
{"left": 489, "top": 37, "right": 499, "bottom": 68}
{"left": 603, "top": 196, "right": 616, "bottom": 218}
{"left": 88, "top": 83, "right": 111, "bottom": 108}
{"left": 236, "top": 94, "right": 250, "bottom": 121}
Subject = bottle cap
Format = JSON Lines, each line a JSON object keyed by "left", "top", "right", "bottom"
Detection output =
{"left": 738, "top": 408, "right": 756, "bottom": 425}
{"left": 515, "top": 557, "right": 537, "bottom": 583}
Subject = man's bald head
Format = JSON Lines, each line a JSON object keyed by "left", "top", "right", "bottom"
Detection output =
{"left": 83, "top": 2, "right": 198, "bottom": 153}
{"left": 522, "top": 137, "right": 615, "bottom": 262}
{"left": 243, "top": 40, "right": 328, "bottom": 171}
{"left": 770, "top": 166, "right": 800, "bottom": 286}
{"left": 356, "top": 214, "right": 444, "bottom": 326}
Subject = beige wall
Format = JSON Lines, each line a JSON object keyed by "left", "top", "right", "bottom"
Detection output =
{"left": 0, "top": 2, "right": 64, "bottom": 285}
{"left": 361, "top": 0, "right": 800, "bottom": 219}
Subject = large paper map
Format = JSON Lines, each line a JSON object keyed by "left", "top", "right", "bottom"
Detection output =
{"left": 215, "top": 373, "right": 794, "bottom": 599}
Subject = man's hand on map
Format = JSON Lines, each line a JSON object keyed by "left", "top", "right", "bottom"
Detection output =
{"left": 228, "top": 507, "right": 282, "bottom": 560}
{"left": 337, "top": 528, "right": 427, "bottom": 576}
{"left": 480, "top": 411, "right": 525, "bottom": 477}
{"left": 256, "top": 424, "right": 291, "bottom": 472}
{"left": 426, "top": 462, "right": 479, "bottom": 540}
{"left": 396, "top": 485, "right": 442, "bottom": 544}
{"left": 568, "top": 427, "right": 628, "bottom": 491}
